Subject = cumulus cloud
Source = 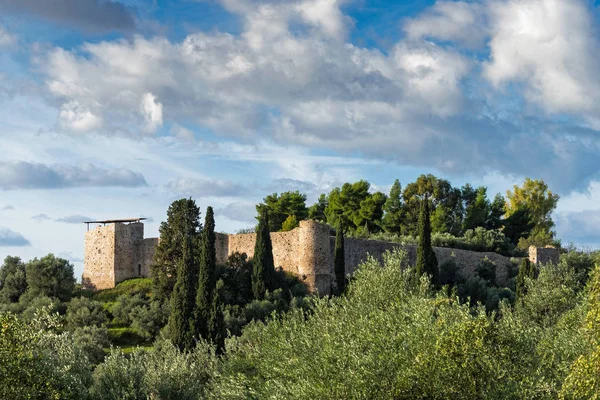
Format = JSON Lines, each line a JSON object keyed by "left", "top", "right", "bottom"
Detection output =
{"left": 166, "top": 177, "right": 247, "bottom": 198}
{"left": 0, "top": 228, "right": 30, "bottom": 246}
{"left": 31, "top": 0, "right": 600, "bottom": 192}
{"left": 0, "top": 0, "right": 136, "bottom": 33}
{"left": 404, "top": 1, "right": 487, "bottom": 48}
{"left": 140, "top": 93, "right": 163, "bottom": 133}
{"left": 56, "top": 214, "right": 93, "bottom": 224}
{"left": 32, "top": 213, "right": 51, "bottom": 222}
{"left": 59, "top": 101, "right": 102, "bottom": 133}
{"left": 484, "top": 0, "right": 600, "bottom": 114}
{"left": 2, "top": 205, "right": 15, "bottom": 211}
{"left": 0, "top": 161, "right": 147, "bottom": 190}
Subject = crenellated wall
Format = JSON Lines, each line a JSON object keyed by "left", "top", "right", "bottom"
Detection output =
{"left": 84, "top": 220, "right": 560, "bottom": 294}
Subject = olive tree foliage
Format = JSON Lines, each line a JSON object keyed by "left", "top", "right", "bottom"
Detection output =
{"left": 561, "top": 264, "right": 600, "bottom": 399}
{"left": 0, "top": 309, "right": 93, "bottom": 400}
{"left": 23, "top": 254, "right": 76, "bottom": 303}
{"left": 214, "top": 251, "right": 508, "bottom": 399}
{"left": 213, "top": 249, "right": 592, "bottom": 399}
{"left": 90, "top": 339, "right": 217, "bottom": 400}
{"left": 151, "top": 198, "right": 202, "bottom": 301}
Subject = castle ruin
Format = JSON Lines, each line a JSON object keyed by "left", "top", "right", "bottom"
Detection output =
{"left": 83, "top": 219, "right": 560, "bottom": 293}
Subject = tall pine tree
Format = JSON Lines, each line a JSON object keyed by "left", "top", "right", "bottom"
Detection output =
{"left": 151, "top": 198, "right": 201, "bottom": 301}
{"left": 334, "top": 219, "right": 346, "bottom": 294}
{"left": 167, "top": 222, "right": 199, "bottom": 352}
{"left": 415, "top": 195, "right": 439, "bottom": 285}
{"left": 253, "top": 209, "right": 275, "bottom": 299}
{"left": 194, "top": 206, "right": 216, "bottom": 341}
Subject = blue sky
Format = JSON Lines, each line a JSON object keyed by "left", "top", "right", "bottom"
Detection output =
{"left": 2, "top": 0, "right": 600, "bottom": 279}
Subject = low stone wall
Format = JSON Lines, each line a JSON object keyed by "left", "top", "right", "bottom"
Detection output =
{"left": 338, "top": 238, "right": 515, "bottom": 286}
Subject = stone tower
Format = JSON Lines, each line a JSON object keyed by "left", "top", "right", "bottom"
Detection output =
{"left": 82, "top": 219, "right": 158, "bottom": 290}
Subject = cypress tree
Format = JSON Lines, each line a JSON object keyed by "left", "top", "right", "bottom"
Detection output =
{"left": 208, "top": 279, "right": 226, "bottom": 354}
{"left": 334, "top": 219, "right": 346, "bottom": 294}
{"left": 194, "top": 206, "right": 216, "bottom": 341}
{"left": 253, "top": 209, "right": 276, "bottom": 299}
{"left": 167, "top": 225, "right": 199, "bottom": 352}
{"left": 516, "top": 258, "right": 536, "bottom": 301}
{"left": 415, "top": 195, "right": 439, "bottom": 285}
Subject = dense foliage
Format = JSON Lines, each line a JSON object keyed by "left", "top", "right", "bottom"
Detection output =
{"left": 151, "top": 198, "right": 202, "bottom": 301}
{"left": 1, "top": 247, "right": 600, "bottom": 398}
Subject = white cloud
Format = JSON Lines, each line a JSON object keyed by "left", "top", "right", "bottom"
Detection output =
{"left": 404, "top": 1, "right": 487, "bottom": 48}
{"left": 59, "top": 101, "right": 102, "bottom": 132}
{"left": 484, "top": 0, "right": 600, "bottom": 114}
{"left": 296, "top": 0, "right": 347, "bottom": 39}
{"left": 140, "top": 92, "right": 163, "bottom": 133}
{"left": 0, "top": 25, "right": 16, "bottom": 48}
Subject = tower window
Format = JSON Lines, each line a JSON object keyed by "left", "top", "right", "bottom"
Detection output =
{"left": 138, "top": 264, "right": 142, "bottom": 276}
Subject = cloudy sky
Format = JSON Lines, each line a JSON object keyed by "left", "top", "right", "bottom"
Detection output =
{"left": 1, "top": 0, "right": 600, "bottom": 279}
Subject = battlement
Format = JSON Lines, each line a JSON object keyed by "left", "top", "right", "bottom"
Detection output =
{"left": 83, "top": 219, "right": 561, "bottom": 294}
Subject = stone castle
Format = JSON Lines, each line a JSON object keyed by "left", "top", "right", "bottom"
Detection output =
{"left": 83, "top": 218, "right": 560, "bottom": 294}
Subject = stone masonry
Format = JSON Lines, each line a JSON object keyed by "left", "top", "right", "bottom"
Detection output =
{"left": 83, "top": 222, "right": 157, "bottom": 290}
{"left": 83, "top": 220, "right": 560, "bottom": 294}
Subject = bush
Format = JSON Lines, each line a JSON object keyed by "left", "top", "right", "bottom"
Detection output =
{"left": 475, "top": 259, "right": 497, "bottom": 285}
{"left": 0, "top": 310, "right": 93, "bottom": 399}
{"left": 439, "top": 259, "right": 461, "bottom": 286}
{"left": 110, "top": 294, "right": 148, "bottom": 326}
{"left": 66, "top": 296, "right": 108, "bottom": 329}
{"left": 72, "top": 325, "right": 110, "bottom": 365}
{"left": 90, "top": 340, "right": 216, "bottom": 400}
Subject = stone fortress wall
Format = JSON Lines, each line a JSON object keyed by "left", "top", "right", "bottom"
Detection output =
{"left": 83, "top": 220, "right": 559, "bottom": 293}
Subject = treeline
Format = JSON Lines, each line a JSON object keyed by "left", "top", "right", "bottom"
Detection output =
{"left": 257, "top": 175, "right": 560, "bottom": 251}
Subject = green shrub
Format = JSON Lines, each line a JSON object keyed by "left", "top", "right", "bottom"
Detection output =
{"left": 90, "top": 340, "right": 216, "bottom": 400}
{"left": 0, "top": 310, "right": 93, "bottom": 399}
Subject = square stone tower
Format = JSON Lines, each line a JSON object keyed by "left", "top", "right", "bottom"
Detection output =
{"left": 82, "top": 218, "right": 157, "bottom": 290}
